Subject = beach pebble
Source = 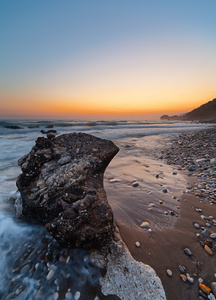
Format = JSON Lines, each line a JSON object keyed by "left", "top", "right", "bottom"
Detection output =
{"left": 166, "top": 269, "right": 172, "bottom": 277}
{"left": 210, "top": 233, "right": 216, "bottom": 239}
{"left": 47, "top": 269, "right": 55, "bottom": 280}
{"left": 186, "top": 274, "right": 194, "bottom": 283}
{"left": 109, "top": 178, "right": 121, "bottom": 183}
{"left": 180, "top": 274, "right": 187, "bottom": 282}
{"left": 208, "top": 293, "right": 216, "bottom": 300}
{"left": 211, "top": 282, "right": 216, "bottom": 296}
{"left": 178, "top": 265, "right": 186, "bottom": 273}
{"left": 162, "top": 188, "right": 168, "bottom": 193}
{"left": 53, "top": 293, "right": 59, "bottom": 300}
{"left": 196, "top": 158, "right": 207, "bottom": 163}
{"left": 189, "top": 165, "right": 196, "bottom": 171}
{"left": 132, "top": 181, "right": 139, "bottom": 187}
{"left": 155, "top": 174, "right": 159, "bottom": 178}
{"left": 184, "top": 248, "right": 192, "bottom": 256}
{"left": 204, "top": 245, "right": 213, "bottom": 256}
{"left": 140, "top": 222, "right": 150, "bottom": 229}
{"left": 20, "top": 264, "right": 31, "bottom": 274}
{"left": 194, "top": 223, "right": 200, "bottom": 229}
{"left": 135, "top": 241, "right": 140, "bottom": 247}
{"left": 201, "top": 229, "right": 209, "bottom": 238}
{"left": 147, "top": 229, "right": 152, "bottom": 237}
{"left": 159, "top": 200, "right": 163, "bottom": 204}
{"left": 74, "top": 291, "right": 81, "bottom": 300}
{"left": 199, "top": 283, "right": 212, "bottom": 295}
{"left": 196, "top": 208, "right": 203, "bottom": 212}
{"left": 65, "top": 291, "right": 73, "bottom": 299}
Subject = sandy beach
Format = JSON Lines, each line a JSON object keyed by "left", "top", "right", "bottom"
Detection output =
{"left": 105, "top": 127, "right": 216, "bottom": 300}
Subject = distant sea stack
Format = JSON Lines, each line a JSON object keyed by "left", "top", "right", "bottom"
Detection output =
{"left": 161, "top": 98, "right": 216, "bottom": 122}
{"left": 16, "top": 132, "right": 119, "bottom": 249}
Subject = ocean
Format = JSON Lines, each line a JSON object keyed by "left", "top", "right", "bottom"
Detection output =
{"left": 0, "top": 119, "right": 210, "bottom": 299}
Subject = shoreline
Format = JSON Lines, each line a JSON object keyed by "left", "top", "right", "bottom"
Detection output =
{"left": 111, "top": 127, "right": 216, "bottom": 300}
{"left": 1, "top": 126, "right": 216, "bottom": 299}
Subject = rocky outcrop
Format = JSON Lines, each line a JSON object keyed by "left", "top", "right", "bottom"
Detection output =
{"left": 16, "top": 132, "right": 119, "bottom": 249}
{"left": 160, "top": 115, "right": 180, "bottom": 121}
{"left": 160, "top": 98, "right": 216, "bottom": 122}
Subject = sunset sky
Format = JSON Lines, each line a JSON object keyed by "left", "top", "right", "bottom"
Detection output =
{"left": 1, "top": 0, "right": 216, "bottom": 119}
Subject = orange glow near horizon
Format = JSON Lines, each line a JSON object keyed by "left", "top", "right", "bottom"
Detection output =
{"left": 1, "top": 90, "right": 215, "bottom": 120}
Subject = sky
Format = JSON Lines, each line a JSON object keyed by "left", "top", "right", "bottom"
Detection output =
{"left": 1, "top": 0, "right": 216, "bottom": 120}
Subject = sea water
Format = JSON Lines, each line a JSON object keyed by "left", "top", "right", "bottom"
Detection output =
{"left": 0, "top": 119, "right": 209, "bottom": 299}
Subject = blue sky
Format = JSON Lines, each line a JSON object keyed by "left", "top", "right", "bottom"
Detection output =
{"left": 1, "top": 0, "right": 216, "bottom": 118}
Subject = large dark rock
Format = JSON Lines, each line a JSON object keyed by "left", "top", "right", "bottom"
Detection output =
{"left": 16, "top": 133, "right": 119, "bottom": 249}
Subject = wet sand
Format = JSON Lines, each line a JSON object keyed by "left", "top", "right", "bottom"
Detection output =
{"left": 117, "top": 191, "right": 216, "bottom": 300}
{"left": 105, "top": 130, "right": 216, "bottom": 300}
{"left": 105, "top": 134, "right": 186, "bottom": 231}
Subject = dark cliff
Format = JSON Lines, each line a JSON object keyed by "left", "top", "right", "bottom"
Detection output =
{"left": 161, "top": 98, "right": 216, "bottom": 122}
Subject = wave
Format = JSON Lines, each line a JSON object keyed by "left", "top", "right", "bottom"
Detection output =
{"left": 0, "top": 119, "right": 210, "bottom": 139}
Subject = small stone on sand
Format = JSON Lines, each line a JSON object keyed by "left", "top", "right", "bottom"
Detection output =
{"left": 109, "top": 178, "right": 121, "bottom": 183}
{"left": 186, "top": 274, "right": 194, "bottom": 283}
{"left": 199, "top": 283, "right": 211, "bottom": 295}
{"left": 194, "top": 223, "right": 200, "bottom": 229}
{"left": 210, "top": 233, "right": 216, "bottom": 239}
{"left": 184, "top": 248, "right": 192, "bottom": 256}
{"left": 135, "top": 242, "right": 140, "bottom": 247}
{"left": 166, "top": 269, "right": 172, "bottom": 277}
{"left": 204, "top": 245, "right": 213, "bottom": 256}
{"left": 180, "top": 274, "right": 187, "bottom": 282}
{"left": 140, "top": 222, "right": 150, "bottom": 229}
